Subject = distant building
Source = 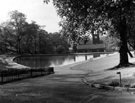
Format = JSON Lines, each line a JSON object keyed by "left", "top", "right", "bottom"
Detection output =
{"left": 93, "top": 31, "right": 100, "bottom": 44}
{"left": 77, "top": 32, "right": 105, "bottom": 52}
{"left": 77, "top": 44, "right": 105, "bottom": 52}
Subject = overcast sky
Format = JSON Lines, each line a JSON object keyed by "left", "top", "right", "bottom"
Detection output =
{"left": 0, "top": 0, "right": 61, "bottom": 33}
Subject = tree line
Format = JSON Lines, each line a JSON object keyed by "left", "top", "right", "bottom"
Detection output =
{"left": 0, "top": 10, "right": 69, "bottom": 54}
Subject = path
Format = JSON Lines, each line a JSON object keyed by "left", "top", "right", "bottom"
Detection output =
{"left": 1, "top": 72, "right": 135, "bottom": 103}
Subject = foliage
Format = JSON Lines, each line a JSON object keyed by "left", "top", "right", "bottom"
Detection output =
{"left": 49, "top": 32, "right": 69, "bottom": 53}
{"left": 45, "top": 0, "right": 135, "bottom": 66}
{"left": 8, "top": 10, "right": 27, "bottom": 54}
{"left": 0, "top": 10, "right": 70, "bottom": 54}
{"left": 55, "top": 45, "right": 66, "bottom": 54}
{"left": 108, "top": 80, "right": 120, "bottom": 87}
{"left": 102, "top": 35, "right": 120, "bottom": 52}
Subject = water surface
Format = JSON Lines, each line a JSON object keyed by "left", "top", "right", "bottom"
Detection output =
{"left": 14, "top": 54, "right": 102, "bottom": 68}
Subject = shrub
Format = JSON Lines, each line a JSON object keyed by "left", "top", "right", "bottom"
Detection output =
{"left": 55, "top": 45, "right": 66, "bottom": 54}
{"left": 108, "top": 80, "right": 119, "bottom": 87}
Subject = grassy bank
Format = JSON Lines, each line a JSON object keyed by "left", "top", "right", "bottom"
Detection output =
{"left": 72, "top": 52, "right": 135, "bottom": 87}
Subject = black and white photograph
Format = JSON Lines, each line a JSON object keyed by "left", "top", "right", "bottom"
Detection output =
{"left": 0, "top": 0, "right": 135, "bottom": 103}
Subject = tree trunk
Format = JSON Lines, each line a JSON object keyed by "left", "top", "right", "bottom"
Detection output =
{"left": 16, "top": 42, "right": 19, "bottom": 54}
{"left": 16, "top": 38, "right": 21, "bottom": 54}
{"left": 134, "top": 39, "right": 135, "bottom": 57}
{"left": 118, "top": 17, "right": 129, "bottom": 66}
{"left": 18, "top": 40, "right": 21, "bottom": 54}
{"left": 119, "top": 45, "right": 129, "bottom": 66}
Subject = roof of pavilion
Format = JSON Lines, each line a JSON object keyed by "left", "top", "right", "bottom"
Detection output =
{"left": 77, "top": 44, "right": 105, "bottom": 50}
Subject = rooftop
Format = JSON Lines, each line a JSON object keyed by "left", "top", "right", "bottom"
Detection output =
{"left": 77, "top": 44, "right": 105, "bottom": 50}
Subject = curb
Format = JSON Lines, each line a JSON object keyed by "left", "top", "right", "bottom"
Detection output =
{"left": 82, "top": 76, "right": 135, "bottom": 93}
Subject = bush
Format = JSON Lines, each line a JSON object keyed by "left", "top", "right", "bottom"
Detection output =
{"left": 108, "top": 80, "right": 119, "bottom": 87}
{"left": 130, "top": 83, "right": 135, "bottom": 88}
{"left": 55, "top": 45, "right": 66, "bottom": 54}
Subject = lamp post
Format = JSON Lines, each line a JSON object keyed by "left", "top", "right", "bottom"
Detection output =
{"left": 117, "top": 72, "right": 121, "bottom": 87}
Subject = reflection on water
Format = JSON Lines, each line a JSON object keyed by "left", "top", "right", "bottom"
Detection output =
{"left": 14, "top": 54, "right": 100, "bottom": 68}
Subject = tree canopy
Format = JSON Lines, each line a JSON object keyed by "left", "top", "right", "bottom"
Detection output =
{"left": 44, "top": 0, "right": 135, "bottom": 67}
{"left": 0, "top": 10, "right": 69, "bottom": 54}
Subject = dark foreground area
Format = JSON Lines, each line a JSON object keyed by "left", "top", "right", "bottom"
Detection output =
{"left": 0, "top": 73, "right": 135, "bottom": 103}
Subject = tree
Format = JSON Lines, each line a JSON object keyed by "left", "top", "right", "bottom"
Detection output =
{"left": 44, "top": 0, "right": 135, "bottom": 67}
{"left": 55, "top": 45, "right": 66, "bottom": 54}
{"left": 0, "top": 10, "right": 64, "bottom": 54}
{"left": 49, "top": 32, "right": 70, "bottom": 53}
{"left": 20, "top": 21, "right": 40, "bottom": 54}
{"left": 38, "top": 29, "right": 52, "bottom": 54}
{"left": 8, "top": 10, "right": 27, "bottom": 54}
{"left": 0, "top": 22, "right": 16, "bottom": 53}
{"left": 102, "top": 35, "right": 120, "bottom": 52}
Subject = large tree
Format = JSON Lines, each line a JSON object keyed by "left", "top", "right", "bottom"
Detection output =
{"left": 8, "top": 10, "right": 27, "bottom": 54}
{"left": 44, "top": 0, "right": 135, "bottom": 67}
{"left": 50, "top": 32, "right": 70, "bottom": 53}
{"left": 0, "top": 22, "right": 17, "bottom": 53}
{"left": 20, "top": 21, "right": 40, "bottom": 54}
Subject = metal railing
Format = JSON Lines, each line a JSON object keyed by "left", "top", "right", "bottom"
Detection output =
{"left": 0, "top": 67, "right": 54, "bottom": 84}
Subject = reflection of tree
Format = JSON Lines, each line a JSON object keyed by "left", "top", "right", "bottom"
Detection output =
{"left": 49, "top": 55, "right": 72, "bottom": 66}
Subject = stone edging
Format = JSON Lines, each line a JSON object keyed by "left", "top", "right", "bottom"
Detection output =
{"left": 82, "top": 77, "right": 135, "bottom": 93}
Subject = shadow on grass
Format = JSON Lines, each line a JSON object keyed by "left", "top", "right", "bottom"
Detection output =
{"left": 106, "top": 63, "right": 135, "bottom": 71}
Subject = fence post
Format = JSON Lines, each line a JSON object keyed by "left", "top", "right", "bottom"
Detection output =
{"left": 17, "top": 70, "right": 19, "bottom": 79}
{"left": 1, "top": 72, "right": 3, "bottom": 83}
{"left": 49, "top": 67, "right": 54, "bottom": 74}
{"left": 41, "top": 68, "right": 43, "bottom": 75}
{"left": 31, "top": 69, "right": 32, "bottom": 77}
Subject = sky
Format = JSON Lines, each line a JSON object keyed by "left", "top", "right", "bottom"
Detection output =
{"left": 0, "top": 0, "right": 61, "bottom": 33}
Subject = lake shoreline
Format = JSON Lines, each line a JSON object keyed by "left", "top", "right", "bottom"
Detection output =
{"left": 13, "top": 52, "right": 115, "bottom": 68}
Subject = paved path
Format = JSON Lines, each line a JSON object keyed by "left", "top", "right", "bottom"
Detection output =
{"left": 1, "top": 72, "right": 135, "bottom": 103}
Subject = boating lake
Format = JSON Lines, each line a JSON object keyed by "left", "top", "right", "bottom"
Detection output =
{"left": 14, "top": 53, "right": 106, "bottom": 68}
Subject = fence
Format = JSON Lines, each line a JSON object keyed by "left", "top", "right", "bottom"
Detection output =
{"left": 0, "top": 67, "right": 54, "bottom": 84}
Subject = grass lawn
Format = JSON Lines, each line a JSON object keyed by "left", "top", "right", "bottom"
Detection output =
{"left": 72, "top": 52, "right": 135, "bottom": 86}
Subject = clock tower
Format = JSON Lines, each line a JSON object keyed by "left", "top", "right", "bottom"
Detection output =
{"left": 92, "top": 30, "right": 100, "bottom": 44}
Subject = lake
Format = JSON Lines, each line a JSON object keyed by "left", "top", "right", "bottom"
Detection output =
{"left": 14, "top": 53, "right": 105, "bottom": 68}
